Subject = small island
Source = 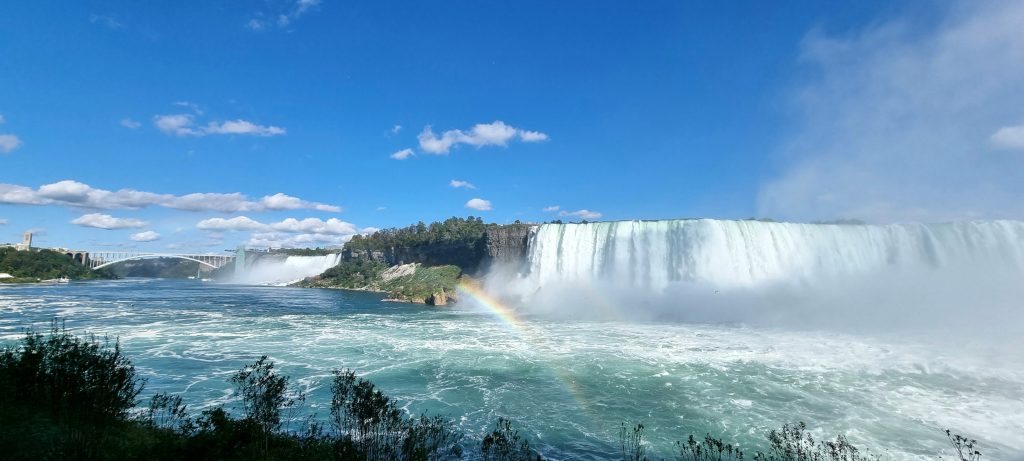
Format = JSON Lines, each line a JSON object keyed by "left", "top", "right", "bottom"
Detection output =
{"left": 292, "top": 216, "right": 533, "bottom": 305}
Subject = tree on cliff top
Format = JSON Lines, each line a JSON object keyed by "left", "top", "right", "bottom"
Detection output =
{"left": 345, "top": 216, "right": 488, "bottom": 252}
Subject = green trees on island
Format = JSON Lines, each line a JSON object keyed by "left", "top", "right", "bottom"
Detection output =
{"left": 345, "top": 216, "right": 489, "bottom": 253}
{"left": 0, "top": 326, "right": 989, "bottom": 460}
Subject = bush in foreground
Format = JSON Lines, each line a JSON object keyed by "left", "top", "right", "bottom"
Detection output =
{"left": 0, "top": 326, "right": 989, "bottom": 460}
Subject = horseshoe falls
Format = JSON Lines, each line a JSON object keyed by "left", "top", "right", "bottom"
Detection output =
{"left": 507, "top": 220, "right": 1024, "bottom": 329}
{"left": 524, "top": 219, "right": 1024, "bottom": 290}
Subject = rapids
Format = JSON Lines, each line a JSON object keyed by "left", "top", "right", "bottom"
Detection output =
{"left": 1, "top": 279, "right": 1021, "bottom": 459}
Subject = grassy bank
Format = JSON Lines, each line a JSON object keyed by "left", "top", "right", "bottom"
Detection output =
{"left": 298, "top": 261, "right": 462, "bottom": 305}
{"left": 0, "top": 325, "right": 988, "bottom": 460}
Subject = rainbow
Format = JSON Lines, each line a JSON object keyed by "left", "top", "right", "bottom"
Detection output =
{"left": 455, "top": 280, "right": 532, "bottom": 337}
{"left": 456, "top": 280, "right": 596, "bottom": 420}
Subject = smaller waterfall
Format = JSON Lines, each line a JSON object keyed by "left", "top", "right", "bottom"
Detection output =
{"left": 232, "top": 254, "right": 342, "bottom": 286}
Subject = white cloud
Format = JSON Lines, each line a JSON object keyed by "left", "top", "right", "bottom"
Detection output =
{"left": 0, "top": 184, "right": 44, "bottom": 205}
{"left": 173, "top": 101, "right": 203, "bottom": 114}
{"left": 260, "top": 192, "right": 342, "bottom": 212}
{"left": 71, "top": 213, "right": 147, "bottom": 230}
{"left": 120, "top": 118, "right": 141, "bottom": 129}
{"left": 0, "top": 180, "right": 340, "bottom": 213}
{"left": 245, "top": 232, "right": 351, "bottom": 249}
{"left": 465, "top": 198, "right": 492, "bottom": 211}
{"left": 558, "top": 209, "right": 602, "bottom": 220}
{"left": 390, "top": 148, "right": 414, "bottom": 160}
{"left": 519, "top": 130, "right": 549, "bottom": 142}
{"left": 248, "top": 0, "right": 321, "bottom": 32}
{"left": 196, "top": 216, "right": 358, "bottom": 236}
{"left": 759, "top": 1, "right": 1024, "bottom": 222}
{"left": 0, "top": 116, "right": 16, "bottom": 153}
{"left": 162, "top": 193, "right": 259, "bottom": 212}
{"left": 0, "top": 219, "right": 7, "bottom": 225}
{"left": 417, "top": 121, "right": 549, "bottom": 154}
{"left": 376, "top": 206, "right": 387, "bottom": 211}
{"left": 154, "top": 110, "right": 284, "bottom": 137}
{"left": 238, "top": 218, "right": 372, "bottom": 249}
{"left": 542, "top": 205, "right": 560, "bottom": 212}
{"left": 991, "top": 125, "right": 1024, "bottom": 150}
{"left": 204, "top": 119, "right": 286, "bottom": 137}
{"left": 154, "top": 114, "right": 199, "bottom": 136}
{"left": 0, "top": 134, "right": 22, "bottom": 153}
{"left": 130, "top": 231, "right": 160, "bottom": 242}
{"left": 449, "top": 180, "right": 477, "bottom": 189}
{"left": 270, "top": 218, "right": 358, "bottom": 235}
{"left": 196, "top": 216, "right": 267, "bottom": 231}
{"left": 392, "top": 124, "right": 402, "bottom": 134}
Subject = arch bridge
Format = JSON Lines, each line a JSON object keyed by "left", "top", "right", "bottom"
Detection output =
{"left": 85, "top": 252, "right": 235, "bottom": 270}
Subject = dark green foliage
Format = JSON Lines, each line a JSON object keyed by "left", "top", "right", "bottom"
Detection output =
{"left": 0, "top": 322, "right": 143, "bottom": 423}
{"left": 750, "top": 422, "right": 873, "bottom": 461}
{"left": 271, "top": 247, "right": 340, "bottom": 256}
{"left": 330, "top": 368, "right": 464, "bottom": 460}
{"left": 380, "top": 265, "right": 461, "bottom": 300}
{"left": 306, "top": 261, "right": 461, "bottom": 304}
{"left": 672, "top": 422, "right": 874, "bottom": 461}
{"left": 946, "top": 430, "right": 982, "bottom": 461}
{"left": 0, "top": 248, "right": 114, "bottom": 281}
{"left": 345, "top": 216, "right": 491, "bottom": 270}
{"left": 404, "top": 413, "right": 466, "bottom": 461}
{"left": 229, "top": 355, "right": 305, "bottom": 435}
{"left": 0, "top": 324, "right": 143, "bottom": 459}
{"left": 146, "top": 392, "right": 193, "bottom": 432}
{"left": 481, "top": 417, "right": 542, "bottom": 461}
{"left": 346, "top": 216, "right": 488, "bottom": 253}
{"left": 620, "top": 422, "right": 648, "bottom": 461}
{"left": 677, "top": 434, "right": 745, "bottom": 460}
{"left": 317, "top": 259, "right": 389, "bottom": 288}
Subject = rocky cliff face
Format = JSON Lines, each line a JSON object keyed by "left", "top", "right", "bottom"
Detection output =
{"left": 482, "top": 224, "right": 534, "bottom": 271}
{"left": 342, "top": 224, "right": 536, "bottom": 274}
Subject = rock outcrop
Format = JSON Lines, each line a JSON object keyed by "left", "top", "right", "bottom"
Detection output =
{"left": 482, "top": 224, "right": 534, "bottom": 271}
{"left": 428, "top": 288, "right": 448, "bottom": 306}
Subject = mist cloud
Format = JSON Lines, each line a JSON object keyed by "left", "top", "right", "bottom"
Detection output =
{"left": 759, "top": 1, "right": 1024, "bottom": 223}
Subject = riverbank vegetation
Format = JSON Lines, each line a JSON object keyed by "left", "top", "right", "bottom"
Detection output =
{"left": 299, "top": 261, "right": 461, "bottom": 305}
{"left": 379, "top": 264, "right": 461, "bottom": 303}
{"left": 0, "top": 326, "right": 987, "bottom": 460}
{"left": 0, "top": 248, "right": 114, "bottom": 282}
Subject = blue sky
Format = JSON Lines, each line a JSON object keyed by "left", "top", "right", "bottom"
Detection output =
{"left": 2, "top": 1, "right": 1023, "bottom": 251}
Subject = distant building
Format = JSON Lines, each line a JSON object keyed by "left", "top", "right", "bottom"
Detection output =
{"left": 15, "top": 232, "right": 32, "bottom": 251}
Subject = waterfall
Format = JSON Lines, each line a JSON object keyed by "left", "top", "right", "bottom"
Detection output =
{"left": 232, "top": 254, "right": 343, "bottom": 286}
{"left": 522, "top": 219, "right": 1024, "bottom": 292}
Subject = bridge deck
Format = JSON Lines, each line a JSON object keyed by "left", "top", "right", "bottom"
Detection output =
{"left": 85, "top": 252, "right": 236, "bottom": 270}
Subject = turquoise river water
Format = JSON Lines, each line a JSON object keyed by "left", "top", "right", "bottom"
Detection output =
{"left": 1, "top": 278, "right": 1021, "bottom": 459}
